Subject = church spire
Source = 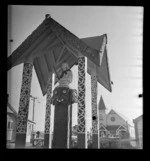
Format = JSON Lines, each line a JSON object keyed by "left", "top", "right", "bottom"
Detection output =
{"left": 98, "top": 96, "right": 106, "bottom": 110}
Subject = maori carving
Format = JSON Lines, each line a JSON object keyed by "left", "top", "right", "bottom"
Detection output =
{"left": 46, "top": 17, "right": 100, "bottom": 67}
{"left": 16, "top": 63, "right": 33, "bottom": 133}
{"left": 8, "top": 18, "right": 52, "bottom": 69}
{"left": 99, "top": 35, "right": 107, "bottom": 66}
{"left": 77, "top": 57, "right": 86, "bottom": 133}
{"left": 91, "top": 75, "right": 98, "bottom": 134}
{"left": 50, "top": 86, "right": 77, "bottom": 148}
{"left": 44, "top": 76, "right": 52, "bottom": 134}
{"left": 51, "top": 87, "right": 77, "bottom": 105}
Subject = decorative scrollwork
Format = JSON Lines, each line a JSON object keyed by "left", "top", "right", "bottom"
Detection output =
{"left": 16, "top": 63, "right": 33, "bottom": 133}
{"left": 91, "top": 75, "right": 98, "bottom": 134}
{"left": 44, "top": 76, "right": 52, "bottom": 134}
{"left": 71, "top": 89, "right": 78, "bottom": 103}
{"left": 77, "top": 57, "right": 85, "bottom": 133}
{"left": 10, "top": 18, "right": 51, "bottom": 66}
{"left": 51, "top": 87, "right": 77, "bottom": 106}
{"left": 47, "top": 17, "right": 100, "bottom": 67}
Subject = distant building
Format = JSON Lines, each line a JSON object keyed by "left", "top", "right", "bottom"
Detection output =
{"left": 133, "top": 115, "right": 143, "bottom": 149}
{"left": 72, "top": 125, "right": 78, "bottom": 144}
{"left": 7, "top": 102, "right": 36, "bottom": 143}
{"left": 98, "top": 96, "right": 135, "bottom": 148}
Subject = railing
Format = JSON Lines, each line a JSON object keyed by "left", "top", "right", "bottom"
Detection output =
{"left": 33, "top": 138, "right": 44, "bottom": 147}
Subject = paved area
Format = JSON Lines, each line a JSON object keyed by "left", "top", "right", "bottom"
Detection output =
{"left": 6, "top": 142, "right": 43, "bottom": 149}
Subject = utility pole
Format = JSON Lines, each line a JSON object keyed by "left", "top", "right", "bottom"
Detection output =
{"left": 29, "top": 95, "right": 40, "bottom": 143}
{"left": 30, "top": 95, "right": 39, "bottom": 122}
{"left": 30, "top": 95, "right": 40, "bottom": 130}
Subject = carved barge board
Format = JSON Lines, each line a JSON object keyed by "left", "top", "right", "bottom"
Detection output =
{"left": 7, "top": 16, "right": 100, "bottom": 71}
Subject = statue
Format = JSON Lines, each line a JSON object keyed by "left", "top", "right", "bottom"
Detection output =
{"left": 51, "top": 62, "right": 77, "bottom": 148}
{"left": 58, "top": 62, "right": 73, "bottom": 88}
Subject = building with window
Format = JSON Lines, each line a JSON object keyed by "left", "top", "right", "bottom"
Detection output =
{"left": 133, "top": 115, "right": 143, "bottom": 149}
{"left": 7, "top": 102, "right": 36, "bottom": 143}
{"left": 98, "top": 96, "right": 135, "bottom": 148}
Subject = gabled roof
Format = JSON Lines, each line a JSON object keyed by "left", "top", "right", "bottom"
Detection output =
{"left": 98, "top": 96, "right": 106, "bottom": 110}
{"left": 86, "top": 36, "right": 112, "bottom": 92}
{"left": 107, "top": 109, "right": 126, "bottom": 122}
{"left": 107, "top": 109, "right": 116, "bottom": 114}
{"left": 107, "top": 109, "right": 133, "bottom": 126}
{"left": 54, "top": 34, "right": 108, "bottom": 85}
{"left": 99, "top": 124, "right": 107, "bottom": 131}
{"left": 7, "top": 15, "right": 104, "bottom": 96}
{"left": 116, "top": 125, "right": 127, "bottom": 132}
{"left": 7, "top": 102, "right": 36, "bottom": 124}
{"left": 133, "top": 115, "right": 143, "bottom": 123}
{"left": 7, "top": 103, "right": 18, "bottom": 118}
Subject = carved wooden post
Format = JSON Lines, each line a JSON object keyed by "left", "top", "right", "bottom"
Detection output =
{"left": 91, "top": 67, "right": 99, "bottom": 148}
{"left": 44, "top": 75, "right": 52, "bottom": 148}
{"left": 77, "top": 56, "right": 86, "bottom": 148}
{"left": 51, "top": 87, "right": 76, "bottom": 148}
{"left": 15, "top": 62, "right": 33, "bottom": 148}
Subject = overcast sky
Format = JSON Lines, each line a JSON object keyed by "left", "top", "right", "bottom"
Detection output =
{"left": 7, "top": 5, "right": 143, "bottom": 132}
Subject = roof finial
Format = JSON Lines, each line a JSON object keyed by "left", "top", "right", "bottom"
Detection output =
{"left": 45, "top": 14, "right": 51, "bottom": 19}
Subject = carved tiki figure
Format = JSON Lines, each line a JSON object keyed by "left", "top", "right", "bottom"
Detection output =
{"left": 50, "top": 62, "right": 77, "bottom": 148}
{"left": 51, "top": 87, "right": 77, "bottom": 148}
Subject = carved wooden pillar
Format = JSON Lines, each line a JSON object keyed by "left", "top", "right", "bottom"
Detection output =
{"left": 51, "top": 87, "right": 75, "bottom": 149}
{"left": 91, "top": 68, "right": 99, "bottom": 148}
{"left": 44, "top": 75, "right": 52, "bottom": 148}
{"left": 15, "top": 62, "right": 33, "bottom": 148}
{"left": 77, "top": 56, "right": 86, "bottom": 148}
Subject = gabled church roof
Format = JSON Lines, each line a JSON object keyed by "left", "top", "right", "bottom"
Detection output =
{"left": 106, "top": 109, "right": 133, "bottom": 126}
{"left": 98, "top": 96, "right": 106, "bottom": 110}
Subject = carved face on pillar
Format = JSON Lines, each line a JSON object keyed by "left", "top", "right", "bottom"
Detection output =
{"left": 51, "top": 87, "right": 78, "bottom": 106}
{"left": 51, "top": 87, "right": 71, "bottom": 106}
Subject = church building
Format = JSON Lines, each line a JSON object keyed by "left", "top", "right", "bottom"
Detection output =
{"left": 98, "top": 96, "right": 133, "bottom": 147}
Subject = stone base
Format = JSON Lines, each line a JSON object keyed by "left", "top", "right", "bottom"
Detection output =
{"left": 15, "top": 133, "right": 26, "bottom": 148}
{"left": 44, "top": 134, "right": 50, "bottom": 148}
{"left": 77, "top": 133, "right": 86, "bottom": 149}
{"left": 92, "top": 133, "right": 99, "bottom": 149}
{"left": 52, "top": 103, "right": 68, "bottom": 149}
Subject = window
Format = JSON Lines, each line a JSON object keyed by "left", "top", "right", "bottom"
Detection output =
{"left": 111, "top": 117, "right": 115, "bottom": 122}
{"left": 99, "top": 114, "right": 103, "bottom": 120}
{"left": 8, "top": 122, "right": 11, "bottom": 129}
{"left": 7, "top": 121, "right": 13, "bottom": 130}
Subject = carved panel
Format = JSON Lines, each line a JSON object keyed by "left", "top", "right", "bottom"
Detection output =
{"left": 91, "top": 75, "right": 98, "bottom": 134}
{"left": 77, "top": 57, "right": 86, "bottom": 133}
{"left": 9, "top": 18, "right": 52, "bottom": 67}
{"left": 44, "top": 76, "right": 52, "bottom": 134}
{"left": 16, "top": 63, "right": 33, "bottom": 133}
{"left": 47, "top": 17, "right": 100, "bottom": 67}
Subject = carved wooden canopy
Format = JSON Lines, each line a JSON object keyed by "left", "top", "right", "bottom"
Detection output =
{"left": 7, "top": 15, "right": 109, "bottom": 95}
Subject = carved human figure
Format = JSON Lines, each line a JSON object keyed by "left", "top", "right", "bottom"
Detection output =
{"left": 50, "top": 62, "right": 77, "bottom": 148}
{"left": 58, "top": 62, "right": 73, "bottom": 88}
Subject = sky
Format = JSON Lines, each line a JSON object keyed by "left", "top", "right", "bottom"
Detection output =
{"left": 7, "top": 5, "right": 143, "bottom": 132}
